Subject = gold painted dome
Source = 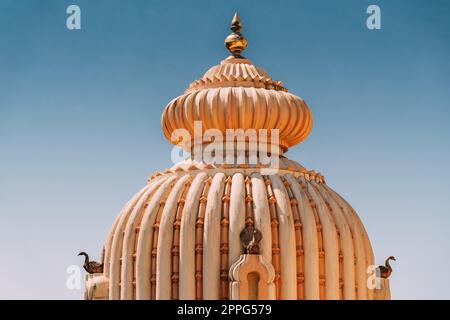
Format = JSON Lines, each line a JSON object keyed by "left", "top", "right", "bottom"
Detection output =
{"left": 161, "top": 13, "right": 312, "bottom": 153}
{"left": 161, "top": 55, "right": 313, "bottom": 152}
{"left": 83, "top": 13, "right": 391, "bottom": 301}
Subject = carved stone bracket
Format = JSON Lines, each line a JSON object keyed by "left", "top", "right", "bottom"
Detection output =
{"left": 84, "top": 274, "right": 109, "bottom": 300}
{"left": 374, "top": 278, "right": 391, "bottom": 300}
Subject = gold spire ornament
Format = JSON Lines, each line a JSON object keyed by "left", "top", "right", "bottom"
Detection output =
{"left": 224, "top": 12, "right": 248, "bottom": 58}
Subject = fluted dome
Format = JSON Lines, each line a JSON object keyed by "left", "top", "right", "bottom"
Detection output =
{"left": 162, "top": 56, "right": 313, "bottom": 152}
{"left": 98, "top": 162, "right": 377, "bottom": 300}
{"left": 83, "top": 13, "right": 391, "bottom": 301}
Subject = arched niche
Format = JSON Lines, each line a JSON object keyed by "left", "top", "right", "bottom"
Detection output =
{"left": 229, "top": 254, "right": 275, "bottom": 300}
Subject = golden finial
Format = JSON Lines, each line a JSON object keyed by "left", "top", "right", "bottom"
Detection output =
{"left": 224, "top": 12, "right": 248, "bottom": 58}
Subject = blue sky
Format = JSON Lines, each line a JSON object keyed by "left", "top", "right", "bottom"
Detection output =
{"left": 0, "top": 0, "right": 449, "bottom": 299}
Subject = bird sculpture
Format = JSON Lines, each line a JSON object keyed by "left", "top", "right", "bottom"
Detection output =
{"left": 78, "top": 251, "right": 103, "bottom": 274}
{"left": 378, "top": 256, "right": 396, "bottom": 279}
{"left": 240, "top": 225, "right": 263, "bottom": 254}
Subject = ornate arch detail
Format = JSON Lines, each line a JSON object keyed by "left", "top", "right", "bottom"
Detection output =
{"left": 229, "top": 254, "right": 275, "bottom": 300}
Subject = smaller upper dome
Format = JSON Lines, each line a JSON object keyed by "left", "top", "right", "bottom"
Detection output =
{"left": 161, "top": 14, "right": 313, "bottom": 153}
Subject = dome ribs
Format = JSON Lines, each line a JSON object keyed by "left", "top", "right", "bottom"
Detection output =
{"left": 269, "top": 175, "right": 297, "bottom": 299}
{"left": 228, "top": 173, "right": 246, "bottom": 276}
{"left": 109, "top": 186, "right": 150, "bottom": 300}
{"left": 264, "top": 177, "right": 281, "bottom": 299}
{"left": 162, "top": 58, "right": 312, "bottom": 154}
{"left": 177, "top": 173, "right": 208, "bottom": 299}
{"left": 99, "top": 168, "right": 378, "bottom": 300}
{"left": 203, "top": 173, "right": 226, "bottom": 299}
{"left": 250, "top": 173, "right": 272, "bottom": 264}
{"left": 148, "top": 178, "right": 181, "bottom": 300}
{"left": 282, "top": 176, "right": 305, "bottom": 300}
{"left": 314, "top": 181, "right": 357, "bottom": 300}
{"left": 150, "top": 197, "right": 167, "bottom": 300}
{"left": 326, "top": 197, "right": 344, "bottom": 299}
{"left": 195, "top": 177, "right": 212, "bottom": 300}
{"left": 185, "top": 60, "right": 287, "bottom": 93}
{"left": 101, "top": 165, "right": 376, "bottom": 301}
{"left": 133, "top": 177, "right": 177, "bottom": 299}
{"left": 103, "top": 213, "right": 120, "bottom": 279}
{"left": 171, "top": 179, "right": 192, "bottom": 300}
{"left": 323, "top": 184, "right": 371, "bottom": 300}
{"left": 154, "top": 176, "right": 190, "bottom": 299}
{"left": 121, "top": 182, "right": 164, "bottom": 299}
{"left": 301, "top": 175, "right": 341, "bottom": 300}
{"left": 299, "top": 177, "right": 326, "bottom": 299}
{"left": 283, "top": 174, "right": 320, "bottom": 299}
{"left": 219, "top": 176, "right": 232, "bottom": 299}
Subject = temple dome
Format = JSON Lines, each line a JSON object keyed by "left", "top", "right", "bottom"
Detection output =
{"left": 97, "top": 164, "right": 377, "bottom": 300}
{"left": 83, "top": 13, "right": 391, "bottom": 301}
{"left": 161, "top": 56, "right": 313, "bottom": 152}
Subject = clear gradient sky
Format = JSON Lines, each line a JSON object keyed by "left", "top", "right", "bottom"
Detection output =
{"left": 1, "top": 0, "right": 449, "bottom": 299}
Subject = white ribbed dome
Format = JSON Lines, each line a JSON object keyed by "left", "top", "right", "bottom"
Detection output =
{"left": 99, "top": 165, "right": 376, "bottom": 300}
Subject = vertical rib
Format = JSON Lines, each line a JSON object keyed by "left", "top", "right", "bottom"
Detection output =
{"left": 269, "top": 175, "right": 297, "bottom": 300}
{"left": 109, "top": 185, "right": 151, "bottom": 300}
{"left": 264, "top": 177, "right": 281, "bottom": 299}
{"left": 195, "top": 177, "right": 212, "bottom": 299}
{"left": 135, "top": 176, "right": 178, "bottom": 299}
{"left": 203, "top": 173, "right": 226, "bottom": 299}
{"left": 219, "top": 176, "right": 232, "bottom": 299}
{"left": 285, "top": 174, "right": 320, "bottom": 299}
{"left": 156, "top": 175, "right": 190, "bottom": 300}
{"left": 282, "top": 175, "right": 305, "bottom": 299}
{"left": 179, "top": 173, "right": 207, "bottom": 299}
{"left": 228, "top": 173, "right": 245, "bottom": 269}
{"left": 171, "top": 178, "right": 191, "bottom": 299}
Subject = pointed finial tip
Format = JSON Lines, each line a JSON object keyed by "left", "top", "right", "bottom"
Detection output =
{"left": 231, "top": 12, "right": 241, "bottom": 29}
{"left": 224, "top": 12, "right": 248, "bottom": 58}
